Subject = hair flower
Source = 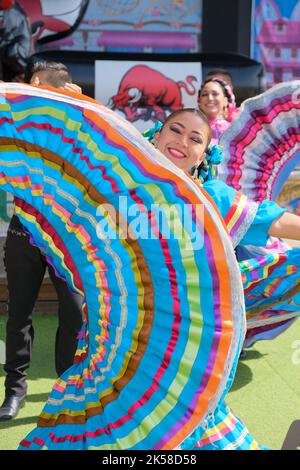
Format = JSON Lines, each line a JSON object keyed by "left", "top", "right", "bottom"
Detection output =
{"left": 142, "top": 121, "right": 163, "bottom": 143}
{"left": 206, "top": 144, "right": 223, "bottom": 165}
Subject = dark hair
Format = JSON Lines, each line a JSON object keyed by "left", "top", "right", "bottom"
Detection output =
{"left": 199, "top": 78, "right": 231, "bottom": 102}
{"left": 205, "top": 69, "right": 233, "bottom": 88}
{"left": 26, "top": 61, "right": 72, "bottom": 87}
{"left": 160, "top": 108, "right": 212, "bottom": 149}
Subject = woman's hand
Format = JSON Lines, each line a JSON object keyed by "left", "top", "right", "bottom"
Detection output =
{"left": 60, "top": 83, "right": 82, "bottom": 94}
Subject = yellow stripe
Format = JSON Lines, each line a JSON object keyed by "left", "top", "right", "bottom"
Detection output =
{"left": 201, "top": 413, "right": 236, "bottom": 439}
{"left": 226, "top": 194, "right": 248, "bottom": 233}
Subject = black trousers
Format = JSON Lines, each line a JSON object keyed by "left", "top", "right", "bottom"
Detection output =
{"left": 3, "top": 215, "right": 83, "bottom": 398}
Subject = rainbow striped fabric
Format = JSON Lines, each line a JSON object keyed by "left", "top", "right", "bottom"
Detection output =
{"left": 0, "top": 83, "right": 245, "bottom": 450}
{"left": 181, "top": 403, "right": 266, "bottom": 450}
{"left": 219, "top": 80, "right": 300, "bottom": 202}
{"left": 223, "top": 191, "right": 258, "bottom": 248}
{"left": 240, "top": 249, "right": 300, "bottom": 341}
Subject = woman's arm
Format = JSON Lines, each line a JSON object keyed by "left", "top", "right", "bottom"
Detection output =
{"left": 269, "top": 212, "right": 300, "bottom": 240}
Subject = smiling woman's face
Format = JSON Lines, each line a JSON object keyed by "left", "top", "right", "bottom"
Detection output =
{"left": 198, "top": 81, "right": 228, "bottom": 120}
{"left": 154, "top": 112, "right": 210, "bottom": 171}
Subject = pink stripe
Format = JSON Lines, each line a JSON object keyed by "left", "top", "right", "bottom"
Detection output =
{"left": 0, "top": 173, "right": 43, "bottom": 187}
{"left": 0, "top": 117, "right": 13, "bottom": 125}
{"left": 228, "top": 99, "right": 300, "bottom": 190}
{"left": 53, "top": 382, "right": 66, "bottom": 393}
{"left": 33, "top": 437, "right": 45, "bottom": 447}
{"left": 19, "top": 439, "right": 31, "bottom": 448}
{"left": 255, "top": 135, "right": 298, "bottom": 197}
{"left": 195, "top": 414, "right": 239, "bottom": 447}
{"left": 244, "top": 254, "right": 286, "bottom": 294}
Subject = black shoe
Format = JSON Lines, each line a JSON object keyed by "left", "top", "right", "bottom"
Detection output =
{"left": 0, "top": 395, "right": 26, "bottom": 421}
{"left": 239, "top": 349, "right": 247, "bottom": 359}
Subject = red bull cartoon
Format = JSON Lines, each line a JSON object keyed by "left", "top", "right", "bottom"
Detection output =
{"left": 107, "top": 65, "right": 197, "bottom": 122}
{"left": 17, "top": 0, "right": 88, "bottom": 43}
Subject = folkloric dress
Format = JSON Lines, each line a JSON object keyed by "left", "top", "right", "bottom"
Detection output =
{"left": 0, "top": 83, "right": 245, "bottom": 450}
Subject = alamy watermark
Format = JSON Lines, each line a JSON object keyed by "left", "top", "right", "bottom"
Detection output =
{"left": 291, "top": 339, "right": 300, "bottom": 365}
{"left": 0, "top": 321, "right": 5, "bottom": 365}
{"left": 95, "top": 197, "right": 205, "bottom": 251}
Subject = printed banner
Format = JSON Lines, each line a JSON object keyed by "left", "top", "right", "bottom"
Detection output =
{"left": 18, "top": 0, "right": 88, "bottom": 43}
{"left": 37, "top": 0, "right": 202, "bottom": 53}
{"left": 251, "top": 0, "right": 300, "bottom": 88}
{"left": 95, "top": 60, "right": 202, "bottom": 131}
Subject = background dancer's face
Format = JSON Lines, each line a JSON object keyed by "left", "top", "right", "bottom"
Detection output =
{"left": 198, "top": 81, "right": 228, "bottom": 120}
{"left": 154, "top": 111, "right": 210, "bottom": 172}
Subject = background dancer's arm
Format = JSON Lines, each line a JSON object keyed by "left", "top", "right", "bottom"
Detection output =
{"left": 269, "top": 212, "right": 300, "bottom": 240}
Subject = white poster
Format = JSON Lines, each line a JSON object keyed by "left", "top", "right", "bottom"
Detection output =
{"left": 95, "top": 60, "right": 202, "bottom": 131}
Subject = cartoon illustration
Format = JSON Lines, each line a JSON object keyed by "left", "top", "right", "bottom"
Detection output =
{"left": 94, "top": 0, "right": 199, "bottom": 23}
{"left": 107, "top": 65, "right": 197, "bottom": 122}
{"left": 137, "top": 0, "right": 198, "bottom": 24}
{"left": 60, "top": 1, "right": 202, "bottom": 52}
{"left": 254, "top": 0, "right": 300, "bottom": 87}
{"left": 17, "top": 0, "right": 88, "bottom": 43}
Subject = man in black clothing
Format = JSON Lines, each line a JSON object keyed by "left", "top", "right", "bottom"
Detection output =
{"left": 0, "top": 0, "right": 32, "bottom": 82}
{"left": 0, "top": 61, "right": 83, "bottom": 421}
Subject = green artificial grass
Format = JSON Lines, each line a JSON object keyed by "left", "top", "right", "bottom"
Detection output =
{"left": 0, "top": 315, "right": 57, "bottom": 450}
{"left": 227, "top": 320, "right": 300, "bottom": 449}
{"left": 0, "top": 314, "right": 299, "bottom": 450}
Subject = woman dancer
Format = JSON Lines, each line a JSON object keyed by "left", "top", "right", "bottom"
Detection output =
{"left": 198, "top": 78, "right": 298, "bottom": 347}
{"left": 0, "top": 83, "right": 247, "bottom": 450}
{"left": 197, "top": 77, "right": 237, "bottom": 145}
{"left": 147, "top": 107, "right": 300, "bottom": 449}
